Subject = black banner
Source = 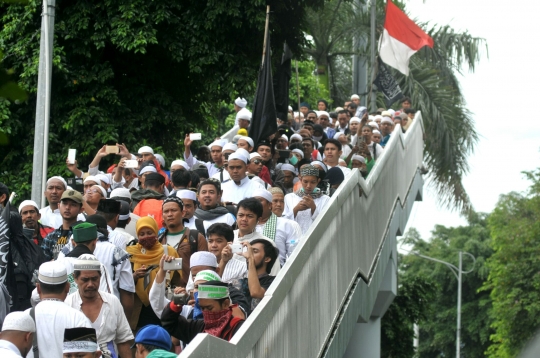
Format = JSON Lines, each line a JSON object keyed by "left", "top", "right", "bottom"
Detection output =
{"left": 273, "top": 42, "right": 293, "bottom": 123}
{"left": 373, "top": 58, "right": 404, "bottom": 107}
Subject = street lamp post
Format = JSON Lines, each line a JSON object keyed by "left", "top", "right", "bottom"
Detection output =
{"left": 414, "top": 251, "right": 476, "bottom": 358}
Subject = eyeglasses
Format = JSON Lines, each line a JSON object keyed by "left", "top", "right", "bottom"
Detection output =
{"left": 250, "top": 159, "right": 262, "bottom": 165}
{"left": 85, "top": 189, "right": 100, "bottom": 194}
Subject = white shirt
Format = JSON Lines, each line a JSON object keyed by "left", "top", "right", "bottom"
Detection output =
{"left": 256, "top": 216, "right": 302, "bottom": 266}
{"left": 367, "top": 142, "right": 384, "bottom": 160}
{"left": 282, "top": 193, "right": 331, "bottom": 234}
{"left": 211, "top": 169, "right": 231, "bottom": 183}
{"left": 65, "top": 291, "right": 133, "bottom": 355}
{"left": 39, "top": 206, "right": 85, "bottom": 229}
{"left": 0, "top": 340, "right": 22, "bottom": 358}
{"left": 326, "top": 164, "right": 352, "bottom": 176}
{"left": 107, "top": 226, "right": 129, "bottom": 250}
{"left": 112, "top": 227, "right": 135, "bottom": 248}
{"left": 184, "top": 152, "right": 221, "bottom": 177}
{"left": 56, "top": 253, "right": 114, "bottom": 295}
{"left": 233, "top": 231, "right": 280, "bottom": 276}
{"left": 183, "top": 217, "right": 196, "bottom": 230}
{"left": 93, "top": 241, "right": 136, "bottom": 299}
{"left": 26, "top": 300, "right": 92, "bottom": 358}
{"left": 221, "top": 176, "right": 265, "bottom": 204}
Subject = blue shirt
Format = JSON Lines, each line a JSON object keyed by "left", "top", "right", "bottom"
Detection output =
{"left": 380, "top": 134, "right": 391, "bottom": 148}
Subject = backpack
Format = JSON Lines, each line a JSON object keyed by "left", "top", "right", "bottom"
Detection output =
{"left": 133, "top": 199, "right": 164, "bottom": 229}
{"left": 159, "top": 228, "right": 200, "bottom": 255}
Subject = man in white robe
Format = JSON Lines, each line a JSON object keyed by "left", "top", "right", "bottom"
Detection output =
{"left": 221, "top": 151, "right": 264, "bottom": 204}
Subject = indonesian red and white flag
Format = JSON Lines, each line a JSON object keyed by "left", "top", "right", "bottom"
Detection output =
{"left": 379, "top": 0, "right": 434, "bottom": 76}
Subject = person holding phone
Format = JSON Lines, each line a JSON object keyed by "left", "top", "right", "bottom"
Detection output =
{"left": 282, "top": 165, "right": 331, "bottom": 234}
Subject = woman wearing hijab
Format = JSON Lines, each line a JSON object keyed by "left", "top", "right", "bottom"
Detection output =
{"left": 282, "top": 165, "right": 331, "bottom": 234}
{"left": 126, "top": 216, "right": 180, "bottom": 330}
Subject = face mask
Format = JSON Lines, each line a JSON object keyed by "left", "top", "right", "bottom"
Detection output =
{"left": 313, "top": 136, "right": 323, "bottom": 141}
{"left": 138, "top": 237, "right": 157, "bottom": 250}
{"left": 289, "top": 156, "right": 298, "bottom": 165}
{"left": 193, "top": 291, "right": 203, "bottom": 320}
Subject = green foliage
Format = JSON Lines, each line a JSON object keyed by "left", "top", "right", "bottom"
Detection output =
{"left": 397, "top": 217, "right": 493, "bottom": 358}
{"left": 381, "top": 270, "right": 437, "bottom": 358}
{"left": 289, "top": 60, "right": 330, "bottom": 110}
{"left": 483, "top": 169, "right": 540, "bottom": 357}
{"left": 0, "top": 0, "right": 324, "bottom": 202}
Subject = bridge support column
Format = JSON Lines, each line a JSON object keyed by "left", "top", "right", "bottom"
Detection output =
{"left": 343, "top": 317, "right": 381, "bottom": 358}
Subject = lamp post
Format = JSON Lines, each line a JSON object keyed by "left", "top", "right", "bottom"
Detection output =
{"left": 414, "top": 251, "right": 476, "bottom": 358}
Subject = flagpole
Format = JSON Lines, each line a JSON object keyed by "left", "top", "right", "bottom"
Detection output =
{"left": 295, "top": 60, "right": 301, "bottom": 117}
{"left": 261, "top": 6, "right": 270, "bottom": 66}
{"left": 370, "top": 0, "right": 376, "bottom": 112}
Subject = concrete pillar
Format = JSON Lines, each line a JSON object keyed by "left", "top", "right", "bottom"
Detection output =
{"left": 343, "top": 318, "right": 381, "bottom": 358}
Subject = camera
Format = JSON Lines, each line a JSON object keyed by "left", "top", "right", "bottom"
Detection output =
{"left": 317, "top": 179, "right": 330, "bottom": 196}
{"left": 163, "top": 258, "right": 183, "bottom": 271}
{"left": 231, "top": 243, "right": 243, "bottom": 254}
{"left": 173, "top": 291, "right": 190, "bottom": 306}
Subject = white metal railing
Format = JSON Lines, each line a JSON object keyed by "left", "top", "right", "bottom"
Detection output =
{"left": 179, "top": 113, "right": 425, "bottom": 357}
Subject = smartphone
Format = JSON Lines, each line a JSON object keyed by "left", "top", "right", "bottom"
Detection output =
{"left": 278, "top": 150, "right": 291, "bottom": 159}
{"left": 357, "top": 135, "right": 365, "bottom": 146}
{"left": 145, "top": 265, "right": 158, "bottom": 272}
{"left": 190, "top": 133, "right": 202, "bottom": 141}
{"left": 163, "top": 258, "right": 182, "bottom": 270}
{"left": 231, "top": 243, "right": 243, "bottom": 254}
{"left": 66, "top": 178, "right": 84, "bottom": 194}
{"left": 68, "top": 149, "right": 76, "bottom": 164}
{"left": 106, "top": 145, "right": 119, "bottom": 154}
{"left": 125, "top": 160, "right": 139, "bottom": 168}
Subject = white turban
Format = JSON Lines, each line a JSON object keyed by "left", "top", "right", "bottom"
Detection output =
{"left": 349, "top": 117, "right": 361, "bottom": 124}
{"left": 18, "top": 200, "right": 39, "bottom": 213}
{"left": 83, "top": 176, "right": 100, "bottom": 185}
{"left": 252, "top": 189, "right": 273, "bottom": 203}
{"left": 352, "top": 155, "right": 366, "bottom": 164}
{"left": 222, "top": 143, "right": 238, "bottom": 152}
{"left": 210, "top": 139, "right": 227, "bottom": 149}
{"left": 290, "top": 133, "right": 302, "bottom": 141}
{"left": 171, "top": 160, "right": 189, "bottom": 170}
{"left": 237, "top": 108, "right": 252, "bottom": 121}
{"left": 138, "top": 146, "right": 154, "bottom": 155}
{"left": 190, "top": 252, "right": 218, "bottom": 268}
{"left": 318, "top": 111, "right": 329, "bottom": 118}
{"left": 351, "top": 94, "right": 360, "bottom": 100}
{"left": 228, "top": 152, "right": 248, "bottom": 164}
{"left": 177, "top": 190, "right": 197, "bottom": 202}
{"left": 280, "top": 134, "right": 288, "bottom": 141}
{"left": 238, "top": 136, "right": 254, "bottom": 148}
{"left": 381, "top": 117, "right": 393, "bottom": 125}
{"left": 47, "top": 176, "right": 67, "bottom": 189}
{"left": 249, "top": 152, "right": 262, "bottom": 160}
{"left": 368, "top": 121, "right": 379, "bottom": 129}
{"left": 235, "top": 97, "right": 247, "bottom": 108}
{"left": 292, "top": 149, "right": 304, "bottom": 159}
{"left": 139, "top": 166, "right": 157, "bottom": 175}
{"left": 95, "top": 173, "right": 110, "bottom": 185}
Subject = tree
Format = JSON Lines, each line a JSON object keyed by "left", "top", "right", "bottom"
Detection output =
{"left": 0, "top": 0, "right": 324, "bottom": 202}
{"left": 288, "top": 60, "right": 330, "bottom": 110}
{"left": 483, "top": 169, "right": 540, "bottom": 357}
{"left": 397, "top": 217, "right": 493, "bottom": 358}
{"left": 303, "top": 0, "right": 486, "bottom": 212}
{"left": 381, "top": 268, "right": 437, "bottom": 358}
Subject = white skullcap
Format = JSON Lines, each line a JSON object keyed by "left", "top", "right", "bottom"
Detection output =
{"left": 249, "top": 152, "right": 262, "bottom": 160}
{"left": 95, "top": 173, "right": 110, "bottom": 185}
{"left": 335, "top": 107, "right": 344, "bottom": 112}
{"left": 381, "top": 111, "right": 391, "bottom": 118}
{"left": 368, "top": 121, "right": 379, "bottom": 129}
{"left": 235, "top": 97, "right": 247, "bottom": 108}
{"left": 92, "top": 185, "right": 107, "bottom": 198}
{"left": 83, "top": 176, "right": 100, "bottom": 185}
{"left": 387, "top": 109, "right": 395, "bottom": 116}
{"left": 352, "top": 155, "right": 366, "bottom": 164}
{"left": 222, "top": 143, "right": 237, "bottom": 152}
{"left": 66, "top": 186, "right": 74, "bottom": 190}
{"left": 281, "top": 164, "right": 296, "bottom": 174}
{"left": 311, "top": 160, "right": 327, "bottom": 172}
{"left": 232, "top": 135, "right": 242, "bottom": 144}
{"left": 375, "top": 115, "right": 383, "bottom": 121}
{"left": 236, "top": 148, "right": 249, "bottom": 157}
{"left": 228, "top": 152, "right": 248, "bottom": 164}
{"left": 139, "top": 166, "right": 157, "bottom": 176}
{"left": 373, "top": 130, "right": 381, "bottom": 134}
{"left": 288, "top": 105, "right": 293, "bottom": 111}
{"left": 290, "top": 133, "right": 302, "bottom": 141}
{"left": 47, "top": 176, "right": 67, "bottom": 189}
{"left": 18, "top": 200, "right": 39, "bottom": 213}
{"left": 237, "top": 108, "right": 252, "bottom": 121}
{"left": 73, "top": 254, "right": 101, "bottom": 271}
{"left": 333, "top": 132, "right": 345, "bottom": 140}
{"left": 238, "top": 136, "right": 254, "bottom": 148}
{"left": 368, "top": 115, "right": 375, "bottom": 121}
{"left": 2, "top": 311, "right": 36, "bottom": 333}
{"left": 280, "top": 134, "right": 288, "bottom": 141}
{"left": 171, "top": 160, "right": 189, "bottom": 170}
{"left": 190, "top": 251, "right": 218, "bottom": 268}
{"left": 318, "top": 111, "right": 329, "bottom": 118}
{"left": 294, "top": 112, "right": 304, "bottom": 118}
{"left": 252, "top": 189, "right": 273, "bottom": 203}
{"left": 38, "top": 261, "right": 68, "bottom": 285}
{"left": 292, "top": 149, "right": 304, "bottom": 159}
{"left": 210, "top": 139, "right": 227, "bottom": 149}
{"left": 154, "top": 154, "right": 166, "bottom": 168}
{"left": 110, "top": 188, "right": 131, "bottom": 199}
{"left": 138, "top": 146, "right": 154, "bottom": 155}
{"left": 338, "top": 158, "right": 346, "bottom": 164}
{"left": 381, "top": 117, "right": 393, "bottom": 125}
{"left": 177, "top": 190, "right": 197, "bottom": 202}
{"left": 349, "top": 117, "right": 361, "bottom": 124}
{"left": 351, "top": 94, "right": 360, "bottom": 100}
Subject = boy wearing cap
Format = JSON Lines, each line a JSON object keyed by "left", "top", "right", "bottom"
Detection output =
{"left": 62, "top": 327, "right": 101, "bottom": 358}
{"left": 133, "top": 325, "right": 176, "bottom": 358}
{"left": 27, "top": 261, "right": 92, "bottom": 358}
{"left": 41, "top": 190, "right": 85, "bottom": 261}
{"left": 161, "top": 281, "right": 245, "bottom": 344}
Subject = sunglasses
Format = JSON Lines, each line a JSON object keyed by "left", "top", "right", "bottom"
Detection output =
{"left": 250, "top": 159, "right": 262, "bottom": 165}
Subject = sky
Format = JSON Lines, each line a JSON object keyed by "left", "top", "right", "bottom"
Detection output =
{"left": 400, "top": 0, "right": 540, "bottom": 241}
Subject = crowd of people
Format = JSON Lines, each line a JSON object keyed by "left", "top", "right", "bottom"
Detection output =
{"left": 0, "top": 94, "right": 415, "bottom": 357}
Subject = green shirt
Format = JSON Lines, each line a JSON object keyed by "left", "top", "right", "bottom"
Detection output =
{"left": 147, "top": 349, "right": 178, "bottom": 358}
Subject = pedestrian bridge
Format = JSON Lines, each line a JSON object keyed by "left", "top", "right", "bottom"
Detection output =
{"left": 181, "top": 113, "right": 425, "bottom": 357}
